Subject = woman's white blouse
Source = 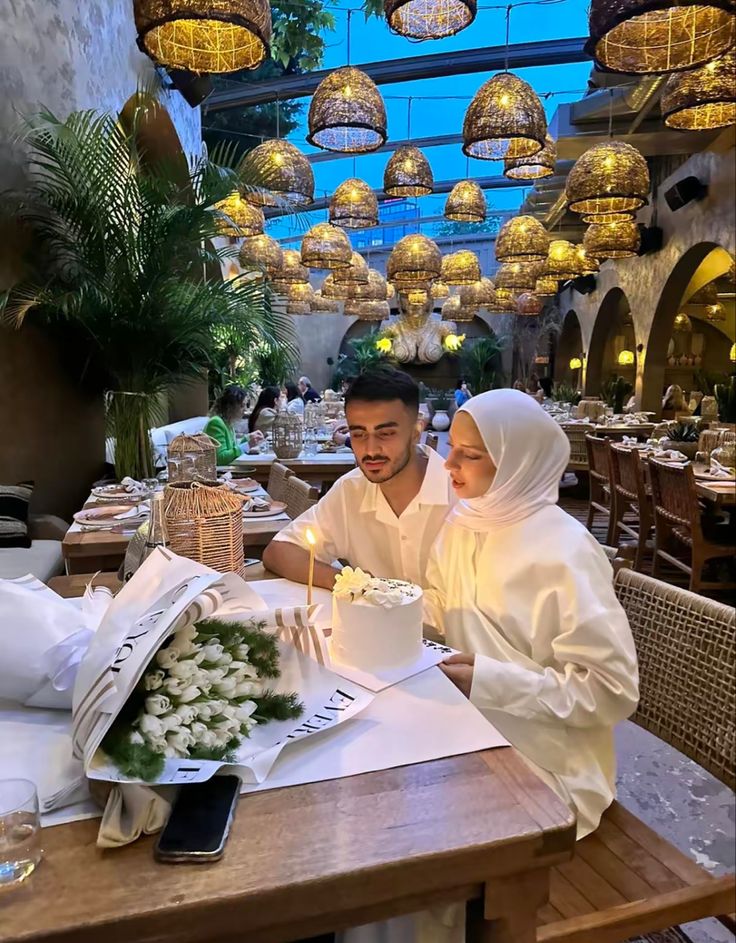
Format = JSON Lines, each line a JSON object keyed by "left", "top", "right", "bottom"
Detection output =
{"left": 424, "top": 504, "right": 639, "bottom": 838}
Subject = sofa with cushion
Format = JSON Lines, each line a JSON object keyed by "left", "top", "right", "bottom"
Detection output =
{"left": 0, "top": 513, "right": 67, "bottom": 582}
{"left": 105, "top": 416, "right": 210, "bottom": 468}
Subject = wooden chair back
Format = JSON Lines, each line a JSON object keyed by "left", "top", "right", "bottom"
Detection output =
{"left": 564, "top": 425, "right": 594, "bottom": 470}
{"left": 284, "top": 476, "right": 320, "bottom": 520}
{"left": 585, "top": 434, "right": 612, "bottom": 484}
{"left": 425, "top": 432, "right": 439, "bottom": 452}
{"left": 647, "top": 458, "right": 701, "bottom": 539}
{"left": 610, "top": 444, "right": 647, "bottom": 505}
{"left": 614, "top": 567, "right": 736, "bottom": 789}
{"left": 267, "top": 462, "right": 294, "bottom": 502}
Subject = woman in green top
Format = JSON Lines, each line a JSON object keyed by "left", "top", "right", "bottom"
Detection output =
{"left": 204, "top": 386, "right": 263, "bottom": 465}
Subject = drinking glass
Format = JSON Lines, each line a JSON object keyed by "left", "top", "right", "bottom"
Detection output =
{"left": 0, "top": 779, "right": 42, "bottom": 887}
{"left": 142, "top": 477, "right": 159, "bottom": 495}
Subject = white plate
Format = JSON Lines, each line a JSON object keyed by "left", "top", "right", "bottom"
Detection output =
{"left": 243, "top": 510, "right": 290, "bottom": 521}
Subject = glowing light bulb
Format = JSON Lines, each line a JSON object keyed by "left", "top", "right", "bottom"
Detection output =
{"left": 273, "top": 153, "right": 284, "bottom": 166}
{"left": 500, "top": 94, "right": 510, "bottom": 106}
{"left": 344, "top": 85, "right": 353, "bottom": 99}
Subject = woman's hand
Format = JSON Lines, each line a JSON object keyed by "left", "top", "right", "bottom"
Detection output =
{"left": 439, "top": 652, "right": 476, "bottom": 698}
{"left": 249, "top": 431, "right": 265, "bottom": 446}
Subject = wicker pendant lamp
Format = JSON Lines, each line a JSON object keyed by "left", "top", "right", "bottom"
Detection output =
{"left": 442, "top": 295, "right": 477, "bottom": 323}
{"left": 311, "top": 290, "right": 340, "bottom": 313}
{"left": 238, "top": 234, "right": 283, "bottom": 277}
{"left": 495, "top": 261, "right": 543, "bottom": 292}
{"left": 580, "top": 210, "right": 636, "bottom": 224}
{"left": 441, "top": 250, "right": 482, "bottom": 286}
{"left": 460, "top": 276, "right": 496, "bottom": 308}
{"left": 307, "top": 67, "right": 387, "bottom": 153}
{"left": 496, "top": 215, "right": 549, "bottom": 263}
{"left": 542, "top": 240, "right": 585, "bottom": 280}
{"left": 300, "top": 223, "right": 352, "bottom": 270}
{"left": 329, "top": 178, "right": 379, "bottom": 229}
{"left": 686, "top": 282, "right": 719, "bottom": 306}
{"left": 215, "top": 192, "right": 264, "bottom": 237}
{"left": 463, "top": 72, "right": 547, "bottom": 161}
{"left": 384, "top": 146, "right": 434, "bottom": 197}
{"left": 321, "top": 273, "right": 350, "bottom": 300}
{"left": 241, "top": 139, "right": 314, "bottom": 207}
{"left": 516, "top": 292, "right": 544, "bottom": 316}
{"left": 346, "top": 268, "right": 390, "bottom": 301}
{"left": 575, "top": 245, "right": 601, "bottom": 275}
{"left": 332, "top": 251, "right": 370, "bottom": 287}
{"left": 704, "top": 302, "right": 726, "bottom": 322}
{"left": 586, "top": 0, "right": 735, "bottom": 74}
{"left": 444, "top": 180, "right": 487, "bottom": 222}
{"left": 491, "top": 288, "right": 518, "bottom": 312}
{"left": 535, "top": 275, "right": 559, "bottom": 297}
{"left": 662, "top": 52, "right": 736, "bottom": 130}
{"left": 273, "top": 248, "right": 310, "bottom": 289}
{"left": 134, "top": 0, "right": 271, "bottom": 73}
{"left": 504, "top": 134, "right": 557, "bottom": 180}
{"left": 404, "top": 287, "right": 431, "bottom": 306}
{"left": 584, "top": 220, "right": 641, "bottom": 259}
{"left": 384, "top": 0, "right": 477, "bottom": 39}
{"left": 431, "top": 279, "right": 450, "bottom": 300}
{"left": 387, "top": 234, "right": 442, "bottom": 287}
{"left": 566, "top": 141, "right": 650, "bottom": 217}
{"left": 344, "top": 298, "right": 390, "bottom": 320}
{"left": 286, "top": 282, "right": 315, "bottom": 315}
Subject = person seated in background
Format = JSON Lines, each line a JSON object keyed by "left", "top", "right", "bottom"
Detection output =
{"left": 661, "top": 384, "right": 690, "bottom": 420}
{"left": 249, "top": 386, "right": 282, "bottom": 434}
{"left": 512, "top": 379, "right": 526, "bottom": 392}
{"left": 454, "top": 379, "right": 472, "bottom": 408}
{"left": 298, "top": 375, "right": 321, "bottom": 403}
{"left": 284, "top": 381, "right": 305, "bottom": 417}
{"left": 538, "top": 376, "right": 553, "bottom": 402}
{"left": 204, "top": 386, "right": 263, "bottom": 465}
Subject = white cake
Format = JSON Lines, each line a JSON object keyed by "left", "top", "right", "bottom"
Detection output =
{"left": 330, "top": 567, "right": 424, "bottom": 671}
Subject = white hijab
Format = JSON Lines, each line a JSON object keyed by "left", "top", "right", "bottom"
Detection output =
{"left": 447, "top": 388, "right": 570, "bottom": 531}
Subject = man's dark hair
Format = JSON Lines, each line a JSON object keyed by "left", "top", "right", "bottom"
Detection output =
{"left": 345, "top": 366, "right": 419, "bottom": 412}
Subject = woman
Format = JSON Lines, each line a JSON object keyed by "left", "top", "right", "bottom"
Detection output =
{"left": 454, "top": 379, "right": 471, "bottom": 408}
{"left": 249, "top": 385, "right": 281, "bottom": 434}
{"left": 284, "top": 381, "right": 305, "bottom": 417}
{"left": 204, "top": 386, "right": 263, "bottom": 465}
{"left": 661, "top": 384, "right": 689, "bottom": 419}
{"left": 429, "top": 389, "right": 639, "bottom": 840}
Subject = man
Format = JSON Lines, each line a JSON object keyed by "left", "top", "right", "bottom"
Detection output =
{"left": 298, "top": 375, "right": 321, "bottom": 404}
{"left": 262, "top": 366, "right": 454, "bottom": 589}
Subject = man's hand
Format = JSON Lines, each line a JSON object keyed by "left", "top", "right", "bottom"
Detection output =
{"left": 332, "top": 423, "right": 350, "bottom": 446}
{"left": 439, "top": 652, "right": 475, "bottom": 699}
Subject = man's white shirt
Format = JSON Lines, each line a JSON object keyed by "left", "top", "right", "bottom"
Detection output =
{"left": 272, "top": 446, "right": 454, "bottom": 587}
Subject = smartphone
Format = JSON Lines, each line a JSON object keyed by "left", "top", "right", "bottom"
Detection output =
{"left": 154, "top": 775, "right": 241, "bottom": 863}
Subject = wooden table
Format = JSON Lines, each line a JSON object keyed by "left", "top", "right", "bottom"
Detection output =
{"left": 225, "top": 450, "right": 356, "bottom": 488}
{"left": 48, "top": 563, "right": 279, "bottom": 598}
{"left": 0, "top": 750, "right": 575, "bottom": 943}
{"left": 695, "top": 478, "right": 736, "bottom": 508}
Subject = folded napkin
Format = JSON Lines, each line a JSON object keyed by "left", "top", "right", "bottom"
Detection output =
{"left": 120, "top": 476, "right": 148, "bottom": 495}
{"left": 97, "top": 783, "right": 174, "bottom": 848}
{"left": 622, "top": 435, "right": 638, "bottom": 446}
{"left": 113, "top": 502, "right": 149, "bottom": 520}
{"left": 0, "top": 576, "right": 112, "bottom": 709}
{"left": 709, "top": 460, "right": 736, "bottom": 479}
{"left": 243, "top": 495, "right": 271, "bottom": 512}
{"left": 654, "top": 449, "right": 688, "bottom": 462}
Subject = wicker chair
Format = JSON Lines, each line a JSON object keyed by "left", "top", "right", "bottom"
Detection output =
{"left": 609, "top": 445, "right": 653, "bottom": 573}
{"left": 266, "top": 462, "right": 294, "bottom": 503}
{"left": 648, "top": 459, "right": 736, "bottom": 593}
{"left": 284, "top": 476, "right": 320, "bottom": 520}
{"left": 585, "top": 434, "right": 615, "bottom": 545}
{"left": 562, "top": 424, "right": 594, "bottom": 472}
{"left": 537, "top": 568, "right": 735, "bottom": 942}
{"left": 425, "top": 432, "right": 439, "bottom": 451}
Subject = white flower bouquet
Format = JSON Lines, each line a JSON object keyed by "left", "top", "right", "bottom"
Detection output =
{"left": 332, "top": 566, "right": 416, "bottom": 608}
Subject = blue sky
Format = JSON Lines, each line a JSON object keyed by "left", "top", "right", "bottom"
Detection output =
{"left": 267, "top": 0, "right": 592, "bottom": 239}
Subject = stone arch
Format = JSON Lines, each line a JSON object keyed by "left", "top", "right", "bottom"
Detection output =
{"left": 584, "top": 288, "right": 634, "bottom": 398}
{"left": 554, "top": 310, "right": 584, "bottom": 386}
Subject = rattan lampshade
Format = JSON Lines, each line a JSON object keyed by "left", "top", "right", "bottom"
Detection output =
{"left": 496, "top": 215, "right": 549, "bottom": 263}
{"left": 441, "top": 250, "right": 482, "bottom": 286}
{"left": 383, "top": 146, "right": 434, "bottom": 197}
{"left": 134, "top": 0, "right": 271, "bottom": 73}
{"left": 403, "top": 287, "right": 431, "bottom": 306}
{"left": 584, "top": 220, "right": 641, "bottom": 258}
{"left": 215, "top": 192, "right": 264, "bottom": 237}
{"left": 307, "top": 67, "right": 387, "bottom": 153}
{"left": 238, "top": 234, "right": 283, "bottom": 277}
{"left": 495, "top": 261, "right": 543, "bottom": 292}
{"left": 272, "top": 249, "right": 310, "bottom": 289}
{"left": 444, "top": 180, "right": 487, "bottom": 222}
{"left": 286, "top": 282, "right": 315, "bottom": 314}
{"left": 504, "top": 134, "right": 557, "bottom": 180}
{"left": 387, "top": 234, "right": 442, "bottom": 287}
{"left": 705, "top": 302, "right": 726, "bottom": 321}
{"left": 535, "top": 275, "right": 559, "bottom": 297}
{"left": 542, "top": 240, "right": 586, "bottom": 280}
{"left": 516, "top": 292, "right": 544, "bottom": 316}
{"left": 580, "top": 210, "right": 636, "bottom": 224}
{"left": 384, "top": 0, "right": 477, "bottom": 39}
{"left": 460, "top": 276, "right": 496, "bottom": 308}
{"left": 463, "top": 72, "right": 547, "bottom": 161}
{"left": 311, "top": 290, "right": 340, "bottom": 313}
{"left": 332, "top": 251, "right": 369, "bottom": 287}
{"left": 442, "top": 294, "right": 477, "bottom": 323}
{"left": 431, "top": 279, "right": 450, "bottom": 300}
{"left": 329, "top": 178, "right": 379, "bottom": 229}
{"left": 346, "top": 268, "right": 389, "bottom": 301}
{"left": 575, "top": 245, "right": 601, "bottom": 275}
{"left": 586, "top": 0, "right": 735, "bottom": 74}
{"left": 321, "top": 273, "right": 350, "bottom": 300}
{"left": 241, "top": 139, "right": 314, "bottom": 207}
{"left": 674, "top": 312, "right": 692, "bottom": 331}
{"left": 566, "top": 141, "right": 650, "bottom": 216}
{"left": 662, "top": 51, "right": 736, "bottom": 130}
{"left": 300, "top": 223, "right": 352, "bottom": 270}
{"left": 344, "top": 299, "right": 390, "bottom": 321}
{"left": 491, "top": 288, "right": 518, "bottom": 312}
{"left": 686, "top": 282, "right": 719, "bottom": 306}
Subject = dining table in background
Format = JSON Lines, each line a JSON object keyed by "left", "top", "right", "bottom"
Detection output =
{"left": 223, "top": 448, "right": 356, "bottom": 489}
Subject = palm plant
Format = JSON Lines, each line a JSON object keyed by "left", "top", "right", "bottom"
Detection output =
{"left": 460, "top": 335, "right": 505, "bottom": 394}
{"left": 1, "top": 98, "right": 297, "bottom": 479}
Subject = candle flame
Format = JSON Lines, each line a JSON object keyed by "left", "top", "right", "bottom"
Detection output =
{"left": 306, "top": 528, "right": 317, "bottom": 546}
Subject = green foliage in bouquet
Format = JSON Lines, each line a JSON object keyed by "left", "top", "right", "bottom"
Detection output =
{"left": 102, "top": 617, "right": 302, "bottom": 781}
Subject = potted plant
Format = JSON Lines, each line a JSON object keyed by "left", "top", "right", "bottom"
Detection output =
{"left": 659, "top": 420, "right": 700, "bottom": 459}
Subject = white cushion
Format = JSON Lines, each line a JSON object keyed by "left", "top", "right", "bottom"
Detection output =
{"left": 0, "top": 540, "right": 64, "bottom": 582}
{"left": 107, "top": 417, "right": 210, "bottom": 468}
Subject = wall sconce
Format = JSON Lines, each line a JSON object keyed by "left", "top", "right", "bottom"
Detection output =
{"left": 569, "top": 356, "right": 583, "bottom": 370}
{"left": 730, "top": 343, "right": 736, "bottom": 364}
{"left": 617, "top": 349, "right": 635, "bottom": 366}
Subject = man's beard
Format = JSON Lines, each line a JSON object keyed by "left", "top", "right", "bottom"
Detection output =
{"left": 359, "top": 440, "right": 414, "bottom": 484}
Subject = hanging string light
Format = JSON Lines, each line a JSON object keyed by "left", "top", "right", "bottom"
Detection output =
{"left": 241, "top": 139, "right": 314, "bottom": 207}
{"left": 566, "top": 141, "right": 650, "bottom": 217}
{"left": 496, "top": 215, "right": 549, "bottom": 263}
{"left": 504, "top": 134, "right": 557, "bottom": 180}
{"left": 444, "top": 180, "right": 487, "bottom": 222}
{"left": 586, "top": 0, "right": 735, "bottom": 74}
{"left": 238, "top": 234, "right": 283, "bottom": 278}
{"left": 329, "top": 178, "right": 379, "bottom": 229}
{"left": 495, "top": 261, "right": 543, "bottom": 292}
{"left": 581, "top": 210, "right": 636, "bottom": 224}
{"left": 384, "top": 0, "right": 477, "bottom": 40}
{"left": 442, "top": 294, "right": 478, "bottom": 323}
{"left": 584, "top": 220, "right": 641, "bottom": 258}
{"left": 214, "top": 192, "right": 264, "bottom": 237}
{"left": 662, "top": 51, "right": 736, "bottom": 130}
{"left": 321, "top": 273, "right": 350, "bottom": 300}
{"left": 516, "top": 292, "right": 544, "bottom": 316}
{"left": 387, "top": 234, "right": 442, "bottom": 288}
{"left": 307, "top": 67, "right": 387, "bottom": 153}
{"left": 575, "top": 245, "right": 601, "bottom": 275}
{"left": 301, "top": 223, "right": 352, "bottom": 270}
{"left": 441, "top": 249, "right": 481, "bottom": 286}
{"left": 134, "top": 0, "right": 272, "bottom": 73}
{"left": 345, "top": 268, "right": 390, "bottom": 301}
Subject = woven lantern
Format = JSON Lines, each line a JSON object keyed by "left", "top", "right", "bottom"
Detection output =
{"left": 307, "top": 67, "right": 387, "bottom": 153}
{"left": 516, "top": 292, "right": 544, "bottom": 316}
{"left": 387, "top": 234, "right": 442, "bottom": 287}
{"left": 311, "top": 290, "right": 340, "bottom": 313}
{"left": 535, "top": 275, "right": 559, "bottom": 297}
{"left": 584, "top": 220, "right": 641, "bottom": 259}
{"left": 674, "top": 312, "right": 692, "bottom": 331}
{"left": 566, "top": 142, "right": 650, "bottom": 217}
{"left": 441, "top": 250, "right": 482, "bottom": 286}
{"left": 663, "top": 52, "right": 736, "bottom": 130}
{"left": 496, "top": 215, "right": 549, "bottom": 263}
{"left": 273, "top": 249, "right": 310, "bottom": 289}
{"left": 238, "top": 234, "right": 283, "bottom": 278}
{"left": 346, "top": 268, "right": 389, "bottom": 301}
{"left": 384, "top": 0, "right": 477, "bottom": 39}
{"left": 586, "top": 0, "right": 735, "bottom": 74}
{"left": 705, "top": 303, "right": 726, "bottom": 322}
{"left": 491, "top": 289, "right": 518, "bottom": 312}
{"left": 504, "top": 134, "right": 557, "bottom": 180}
{"left": 431, "top": 279, "right": 450, "bottom": 300}
{"left": 134, "top": 0, "right": 271, "bottom": 73}
{"left": 687, "top": 282, "right": 719, "bottom": 306}
{"left": 444, "top": 180, "right": 487, "bottom": 222}
{"left": 215, "top": 192, "right": 264, "bottom": 237}
{"left": 542, "top": 240, "right": 586, "bottom": 280}
{"left": 442, "top": 295, "right": 477, "bottom": 323}
{"left": 384, "top": 146, "right": 434, "bottom": 197}
{"left": 463, "top": 72, "right": 547, "bottom": 161}
{"left": 272, "top": 409, "right": 304, "bottom": 456}
{"left": 581, "top": 210, "right": 636, "bottom": 224}
{"left": 167, "top": 433, "right": 217, "bottom": 483}
{"left": 329, "top": 178, "right": 379, "bottom": 229}
{"left": 285, "top": 282, "right": 315, "bottom": 315}
{"left": 495, "top": 261, "right": 543, "bottom": 292}
{"left": 333, "top": 250, "right": 370, "bottom": 287}
{"left": 301, "top": 223, "right": 352, "bottom": 270}
{"left": 321, "top": 273, "right": 349, "bottom": 300}
{"left": 164, "top": 481, "right": 246, "bottom": 577}
{"left": 575, "top": 245, "right": 601, "bottom": 275}
{"left": 460, "top": 276, "right": 496, "bottom": 308}
{"left": 241, "top": 139, "right": 314, "bottom": 207}
{"left": 344, "top": 299, "right": 390, "bottom": 321}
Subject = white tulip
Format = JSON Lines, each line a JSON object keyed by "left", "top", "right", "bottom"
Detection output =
{"left": 214, "top": 677, "right": 237, "bottom": 698}
{"left": 201, "top": 642, "right": 224, "bottom": 662}
{"left": 130, "top": 730, "right": 145, "bottom": 746}
{"left": 144, "top": 670, "right": 165, "bottom": 691}
{"left": 227, "top": 660, "right": 247, "bottom": 673}
{"left": 235, "top": 681, "right": 262, "bottom": 698}
{"left": 196, "top": 702, "right": 214, "bottom": 721}
{"left": 204, "top": 667, "right": 227, "bottom": 684}
{"left": 199, "top": 729, "right": 218, "bottom": 749}
{"left": 176, "top": 705, "right": 197, "bottom": 725}
{"left": 163, "top": 745, "right": 179, "bottom": 758}
{"left": 163, "top": 678, "right": 184, "bottom": 696}
{"left": 216, "top": 652, "right": 233, "bottom": 667}
{"left": 236, "top": 701, "right": 258, "bottom": 723}
{"left": 234, "top": 644, "right": 250, "bottom": 660}
{"left": 177, "top": 684, "right": 201, "bottom": 703}
{"left": 139, "top": 713, "right": 165, "bottom": 737}
{"left": 167, "top": 729, "right": 194, "bottom": 754}
{"left": 161, "top": 713, "right": 182, "bottom": 733}
{"left": 190, "top": 722, "right": 208, "bottom": 742}
{"left": 168, "top": 660, "right": 198, "bottom": 680}
{"left": 156, "top": 647, "right": 179, "bottom": 669}
{"left": 145, "top": 694, "right": 172, "bottom": 716}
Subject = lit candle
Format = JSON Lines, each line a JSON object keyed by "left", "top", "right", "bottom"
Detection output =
{"left": 306, "top": 528, "right": 316, "bottom": 606}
